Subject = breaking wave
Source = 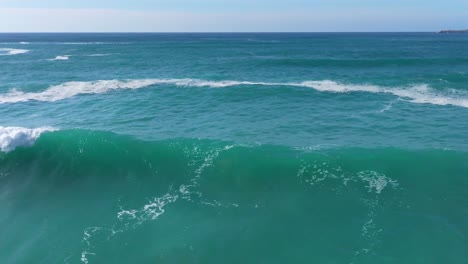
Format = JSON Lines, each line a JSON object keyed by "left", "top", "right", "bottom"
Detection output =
{"left": 0, "top": 126, "right": 56, "bottom": 152}
{"left": 0, "top": 48, "right": 29, "bottom": 56}
{"left": 48, "top": 55, "right": 70, "bottom": 61}
{"left": 1, "top": 128, "right": 466, "bottom": 263}
{"left": 0, "top": 78, "right": 466, "bottom": 108}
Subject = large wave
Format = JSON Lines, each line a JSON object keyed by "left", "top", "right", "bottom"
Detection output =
{"left": 1, "top": 128, "right": 466, "bottom": 264}
{"left": 0, "top": 78, "right": 466, "bottom": 108}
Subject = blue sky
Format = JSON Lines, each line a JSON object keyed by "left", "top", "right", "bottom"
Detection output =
{"left": 0, "top": 0, "right": 467, "bottom": 32}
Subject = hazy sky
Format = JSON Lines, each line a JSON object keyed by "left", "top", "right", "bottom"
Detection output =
{"left": 0, "top": 0, "right": 467, "bottom": 32}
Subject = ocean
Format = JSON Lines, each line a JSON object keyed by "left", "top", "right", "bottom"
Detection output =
{"left": 0, "top": 33, "right": 467, "bottom": 264}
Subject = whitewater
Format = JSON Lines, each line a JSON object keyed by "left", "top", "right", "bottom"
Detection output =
{"left": 0, "top": 48, "right": 29, "bottom": 55}
{"left": 0, "top": 126, "right": 55, "bottom": 152}
{"left": 0, "top": 78, "right": 467, "bottom": 108}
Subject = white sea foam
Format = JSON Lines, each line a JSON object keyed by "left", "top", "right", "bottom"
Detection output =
{"left": 0, "top": 80, "right": 161, "bottom": 103}
{"left": 0, "top": 78, "right": 466, "bottom": 108}
{"left": 48, "top": 55, "right": 70, "bottom": 61}
{"left": 0, "top": 126, "right": 56, "bottom": 152}
{"left": 298, "top": 81, "right": 468, "bottom": 107}
{"left": 0, "top": 48, "right": 29, "bottom": 56}
{"left": 117, "top": 192, "right": 178, "bottom": 226}
{"left": 358, "top": 170, "right": 399, "bottom": 194}
{"left": 19, "top": 42, "right": 30, "bottom": 45}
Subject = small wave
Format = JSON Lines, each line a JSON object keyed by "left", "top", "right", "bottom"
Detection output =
{"left": 85, "top": 53, "right": 114, "bottom": 57}
{"left": 61, "top": 42, "right": 105, "bottom": 45}
{"left": 0, "top": 126, "right": 56, "bottom": 152}
{"left": 0, "top": 48, "right": 29, "bottom": 56}
{"left": 57, "top": 42, "right": 131, "bottom": 45}
{"left": 0, "top": 78, "right": 466, "bottom": 108}
{"left": 19, "top": 42, "right": 30, "bottom": 45}
{"left": 48, "top": 55, "right": 70, "bottom": 61}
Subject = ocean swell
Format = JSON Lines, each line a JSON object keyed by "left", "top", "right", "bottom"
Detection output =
{"left": 0, "top": 78, "right": 466, "bottom": 108}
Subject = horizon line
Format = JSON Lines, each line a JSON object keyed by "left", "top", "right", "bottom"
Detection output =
{"left": 0, "top": 31, "right": 445, "bottom": 34}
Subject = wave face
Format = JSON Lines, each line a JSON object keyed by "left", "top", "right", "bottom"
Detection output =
{"left": 1, "top": 78, "right": 467, "bottom": 107}
{"left": 0, "top": 48, "right": 29, "bottom": 55}
{"left": 0, "top": 129, "right": 467, "bottom": 264}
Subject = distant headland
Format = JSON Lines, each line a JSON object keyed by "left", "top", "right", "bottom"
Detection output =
{"left": 438, "top": 29, "right": 468, "bottom": 33}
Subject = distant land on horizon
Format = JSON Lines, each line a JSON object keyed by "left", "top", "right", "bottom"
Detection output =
{"left": 438, "top": 29, "right": 468, "bottom": 33}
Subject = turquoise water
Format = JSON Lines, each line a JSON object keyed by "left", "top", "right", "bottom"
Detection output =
{"left": 0, "top": 33, "right": 467, "bottom": 263}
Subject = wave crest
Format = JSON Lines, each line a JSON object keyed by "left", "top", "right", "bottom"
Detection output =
{"left": 0, "top": 126, "right": 56, "bottom": 152}
{"left": 298, "top": 81, "right": 468, "bottom": 108}
{"left": 48, "top": 55, "right": 70, "bottom": 61}
{"left": 0, "top": 48, "right": 29, "bottom": 56}
{"left": 0, "top": 78, "right": 466, "bottom": 108}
